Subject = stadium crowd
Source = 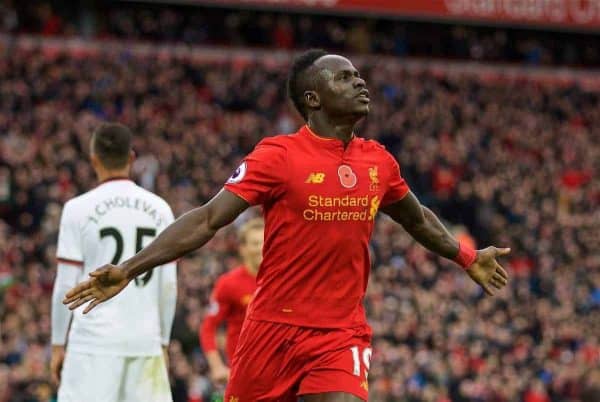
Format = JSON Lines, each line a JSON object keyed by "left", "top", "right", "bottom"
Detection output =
{"left": 1, "top": 39, "right": 599, "bottom": 402}
{"left": 2, "top": 0, "right": 600, "bottom": 67}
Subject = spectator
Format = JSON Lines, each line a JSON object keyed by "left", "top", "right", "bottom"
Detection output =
{"left": 3, "top": 1, "right": 600, "bottom": 66}
{"left": 0, "top": 41, "right": 598, "bottom": 402}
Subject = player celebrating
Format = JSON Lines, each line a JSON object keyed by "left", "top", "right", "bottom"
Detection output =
{"left": 51, "top": 123, "right": 177, "bottom": 402}
{"left": 200, "top": 217, "right": 263, "bottom": 383}
{"left": 64, "top": 50, "right": 509, "bottom": 402}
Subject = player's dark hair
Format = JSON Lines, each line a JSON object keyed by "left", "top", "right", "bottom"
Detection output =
{"left": 91, "top": 123, "right": 132, "bottom": 169}
{"left": 287, "top": 49, "right": 328, "bottom": 121}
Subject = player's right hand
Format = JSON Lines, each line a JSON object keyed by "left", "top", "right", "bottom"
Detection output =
{"left": 210, "top": 364, "right": 231, "bottom": 384}
{"left": 50, "top": 345, "right": 65, "bottom": 385}
{"left": 63, "top": 264, "right": 130, "bottom": 313}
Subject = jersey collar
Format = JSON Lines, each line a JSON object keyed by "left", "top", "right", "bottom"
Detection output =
{"left": 98, "top": 177, "right": 133, "bottom": 186}
{"left": 301, "top": 125, "right": 355, "bottom": 148}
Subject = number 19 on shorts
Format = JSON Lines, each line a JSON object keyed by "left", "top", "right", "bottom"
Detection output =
{"left": 350, "top": 346, "right": 372, "bottom": 378}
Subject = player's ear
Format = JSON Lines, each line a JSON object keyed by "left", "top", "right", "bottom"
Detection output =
{"left": 90, "top": 152, "right": 100, "bottom": 170}
{"left": 304, "top": 90, "right": 320, "bottom": 109}
{"left": 129, "top": 150, "right": 136, "bottom": 164}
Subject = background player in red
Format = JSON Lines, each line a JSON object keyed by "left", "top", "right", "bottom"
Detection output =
{"left": 64, "top": 49, "right": 510, "bottom": 402}
{"left": 199, "top": 217, "right": 263, "bottom": 383}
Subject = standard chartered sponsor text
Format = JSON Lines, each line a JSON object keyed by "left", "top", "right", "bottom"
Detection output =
{"left": 308, "top": 195, "right": 369, "bottom": 207}
{"left": 303, "top": 194, "right": 378, "bottom": 221}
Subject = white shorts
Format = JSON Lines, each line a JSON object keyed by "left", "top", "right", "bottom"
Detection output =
{"left": 58, "top": 351, "right": 172, "bottom": 402}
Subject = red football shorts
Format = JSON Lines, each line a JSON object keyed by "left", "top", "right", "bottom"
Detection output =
{"left": 224, "top": 319, "right": 372, "bottom": 402}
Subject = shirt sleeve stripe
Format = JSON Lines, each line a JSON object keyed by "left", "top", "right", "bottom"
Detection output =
{"left": 223, "top": 186, "right": 253, "bottom": 205}
{"left": 381, "top": 186, "right": 410, "bottom": 207}
{"left": 57, "top": 257, "right": 84, "bottom": 267}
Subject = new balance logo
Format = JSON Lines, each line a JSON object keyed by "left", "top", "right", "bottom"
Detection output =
{"left": 305, "top": 172, "right": 325, "bottom": 184}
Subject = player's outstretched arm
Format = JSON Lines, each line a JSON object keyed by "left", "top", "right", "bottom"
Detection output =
{"left": 63, "top": 189, "right": 249, "bottom": 312}
{"left": 381, "top": 191, "right": 510, "bottom": 295}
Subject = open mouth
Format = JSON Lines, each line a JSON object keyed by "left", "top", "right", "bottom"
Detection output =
{"left": 356, "top": 90, "right": 370, "bottom": 103}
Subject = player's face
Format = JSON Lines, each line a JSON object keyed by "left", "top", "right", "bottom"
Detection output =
{"left": 240, "top": 228, "right": 264, "bottom": 270}
{"left": 313, "top": 55, "right": 369, "bottom": 118}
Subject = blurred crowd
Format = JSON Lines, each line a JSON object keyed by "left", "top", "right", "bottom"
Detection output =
{"left": 1, "top": 35, "right": 599, "bottom": 402}
{"left": 2, "top": 0, "right": 600, "bottom": 67}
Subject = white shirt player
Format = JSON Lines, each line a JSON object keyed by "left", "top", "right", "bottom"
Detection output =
{"left": 51, "top": 179, "right": 177, "bottom": 356}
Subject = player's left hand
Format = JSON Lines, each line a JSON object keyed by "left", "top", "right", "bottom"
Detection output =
{"left": 467, "top": 246, "right": 510, "bottom": 296}
{"left": 63, "top": 264, "right": 130, "bottom": 313}
{"left": 50, "top": 345, "right": 65, "bottom": 385}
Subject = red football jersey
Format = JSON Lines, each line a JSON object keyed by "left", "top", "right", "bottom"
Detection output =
{"left": 200, "top": 266, "right": 257, "bottom": 361}
{"left": 224, "top": 125, "right": 409, "bottom": 328}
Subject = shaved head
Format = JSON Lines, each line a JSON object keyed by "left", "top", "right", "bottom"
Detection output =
{"left": 287, "top": 49, "right": 328, "bottom": 120}
{"left": 313, "top": 55, "right": 351, "bottom": 74}
{"left": 91, "top": 123, "right": 132, "bottom": 169}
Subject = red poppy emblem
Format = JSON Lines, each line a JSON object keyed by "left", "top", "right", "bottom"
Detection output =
{"left": 338, "top": 165, "right": 357, "bottom": 188}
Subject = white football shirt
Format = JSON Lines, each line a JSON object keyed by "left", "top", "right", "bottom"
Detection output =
{"left": 56, "top": 179, "right": 176, "bottom": 356}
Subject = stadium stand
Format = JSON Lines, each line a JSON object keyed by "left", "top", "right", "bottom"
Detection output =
{"left": 0, "top": 3, "right": 598, "bottom": 402}
{"left": 3, "top": 1, "right": 600, "bottom": 66}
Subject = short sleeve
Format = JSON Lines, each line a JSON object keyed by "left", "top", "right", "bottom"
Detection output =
{"left": 211, "top": 278, "right": 230, "bottom": 310}
{"left": 56, "top": 201, "right": 83, "bottom": 264}
{"left": 200, "top": 278, "right": 230, "bottom": 352}
{"left": 224, "top": 138, "right": 287, "bottom": 205}
{"left": 381, "top": 152, "right": 410, "bottom": 207}
{"left": 204, "top": 278, "right": 231, "bottom": 324}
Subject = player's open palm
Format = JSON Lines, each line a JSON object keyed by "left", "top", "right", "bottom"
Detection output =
{"left": 467, "top": 246, "right": 510, "bottom": 296}
{"left": 63, "top": 265, "right": 129, "bottom": 313}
